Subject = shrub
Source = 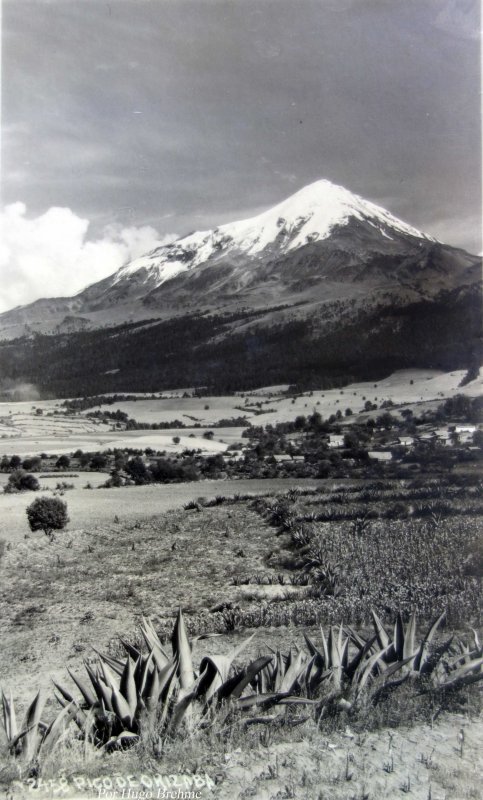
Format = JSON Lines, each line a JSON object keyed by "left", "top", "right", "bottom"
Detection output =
{"left": 4, "top": 470, "right": 39, "bottom": 493}
{"left": 26, "top": 497, "right": 69, "bottom": 542}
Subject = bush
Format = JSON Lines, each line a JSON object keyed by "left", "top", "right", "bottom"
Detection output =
{"left": 4, "top": 469, "right": 39, "bottom": 493}
{"left": 26, "top": 497, "right": 69, "bottom": 541}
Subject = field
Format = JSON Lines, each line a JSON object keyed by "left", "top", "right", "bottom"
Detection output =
{"left": 0, "top": 367, "right": 481, "bottom": 799}
{"left": 0, "top": 468, "right": 482, "bottom": 799}
{"left": 0, "top": 367, "right": 480, "bottom": 459}
{"left": 0, "top": 477, "right": 324, "bottom": 543}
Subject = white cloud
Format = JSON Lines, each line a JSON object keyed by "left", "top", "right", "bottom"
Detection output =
{"left": 0, "top": 203, "right": 177, "bottom": 313}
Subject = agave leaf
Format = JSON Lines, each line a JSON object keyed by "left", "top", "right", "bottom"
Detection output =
{"left": 354, "top": 646, "right": 390, "bottom": 695}
{"left": 197, "top": 654, "right": 234, "bottom": 703}
{"left": 1, "top": 690, "right": 18, "bottom": 744}
{"left": 230, "top": 633, "right": 256, "bottom": 662}
{"left": 274, "top": 651, "right": 284, "bottom": 692}
{"left": 380, "top": 656, "right": 414, "bottom": 680}
{"left": 119, "top": 637, "right": 143, "bottom": 661}
{"left": 21, "top": 690, "right": 46, "bottom": 762}
{"left": 440, "top": 656, "right": 483, "bottom": 689}
{"left": 371, "top": 610, "right": 390, "bottom": 651}
{"left": 345, "top": 625, "right": 370, "bottom": 651}
{"left": 319, "top": 626, "right": 329, "bottom": 667}
{"left": 96, "top": 678, "right": 114, "bottom": 713}
{"left": 167, "top": 689, "right": 198, "bottom": 734}
{"left": 393, "top": 613, "right": 405, "bottom": 662}
{"left": 67, "top": 669, "right": 97, "bottom": 707}
{"left": 99, "top": 658, "right": 120, "bottom": 693}
{"left": 413, "top": 611, "right": 446, "bottom": 673}
{"left": 305, "top": 654, "right": 327, "bottom": 696}
{"left": 341, "top": 636, "right": 349, "bottom": 671}
{"left": 327, "top": 626, "right": 345, "bottom": 689}
{"left": 328, "top": 627, "right": 338, "bottom": 667}
{"left": 159, "top": 663, "right": 179, "bottom": 728}
{"left": 101, "top": 731, "right": 139, "bottom": 751}
{"left": 7, "top": 725, "right": 37, "bottom": 753}
{"left": 137, "top": 651, "right": 154, "bottom": 698}
{"left": 144, "top": 666, "right": 160, "bottom": 714}
{"left": 159, "top": 660, "right": 179, "bottom": 699}
{"left": 52, "top": 681, "right": 75, "bottom": 706}
{"left": 54, "top": 694, "right": 87, "bottom": 732}
{"left": 143, "top": 659, "right": 177, "bottom": 713}
{"left": 39, "top": 702, "right": 74, "bottom": 759}
{"left": 237, "top": 692, "right": 289, "bottom": 711}
{"left": 84, "top": 663, "right": 105, "bottom": 703}
{"left": 403, "top": 612, "right": 417, "bottom": 662}
{"left": 171, "top": 609, "right": 194, "bottom": 691}
{"left": 119, "top": 657, "right": 137, "bottom": 717}
{"left": 110, "top": 685, "right": 134, "bottom": 729}
{"left": 346, "top": 635, "right": 377, "bottom": 680}
{"left": 92, "top": 649, "right": 125, "bottom": 677}
{"left": 469, "top": 628, "right": 481, "bottom": 653}
{"left": 215, "top": 656, "right": 273, "bottom": 704}
{"left": 447, "top": 649, "right": 477, "bottom": 670}
{"left": 303, "top": 632, "right": 319, "bottom": 658}
{"left": 447, "top": 671, "right": 483, "bottom": 689}
{"left": 280, "top": 649, "right": 306, "bottom": 694}
{"left": 277, "top": 696, "right": 319, "bottom": 706}
{"left": 141, "top": 618, "right": 170, "bottom": 669}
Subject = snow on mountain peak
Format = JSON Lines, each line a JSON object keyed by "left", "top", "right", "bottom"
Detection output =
{"left": 113, "top": 179, "right": 433, "bottom": 288}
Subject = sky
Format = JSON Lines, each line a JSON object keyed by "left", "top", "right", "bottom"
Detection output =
{"left": 1, "top": 0, "right": 481, "bottom": 312}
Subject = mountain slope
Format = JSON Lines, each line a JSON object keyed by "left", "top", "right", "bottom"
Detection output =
{"left": 0, "top": 179, "right": 480, "bottom": 396}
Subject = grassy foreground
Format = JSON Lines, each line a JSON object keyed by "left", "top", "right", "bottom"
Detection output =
{"left": 0, "top": 475, "right": 481, "bottom": 799}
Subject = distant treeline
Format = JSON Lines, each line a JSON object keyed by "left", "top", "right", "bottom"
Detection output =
{"left": 85, "top": 409, "right": 249, "bottom": 429}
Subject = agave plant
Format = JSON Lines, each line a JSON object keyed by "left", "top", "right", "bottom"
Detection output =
{"left": 52, "top": 609, "right": 304, "bottom": 750}
{"left": 345, "top": 610, "right": 483, "bottom": 705}
{"left": 1, "top": 689, "right": 73, "bottom": 772}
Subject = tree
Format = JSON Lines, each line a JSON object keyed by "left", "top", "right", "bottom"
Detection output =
{"left": 26, "top": 497, "right": 69, "bottom": 541}
{"left": 89, "top": 453, "right": 108, "bottom": 470}
{"left": 56, "top": 454, "right": 70, "bottom": 470}
{"left": 125, "top": 456, "right": 151, "bottom": 484}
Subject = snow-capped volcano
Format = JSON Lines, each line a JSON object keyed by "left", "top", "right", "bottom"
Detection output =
{"left": 113, "top": 179, "right": 434, "bottom": 290}
{"left": 0, "top": 178, "right": 479, "bottom": 397}
{"left": 0, "top": 177, "right": 478, "bottom": 358}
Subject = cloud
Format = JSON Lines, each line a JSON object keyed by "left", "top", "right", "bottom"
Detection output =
{"left": 0, "top": 203, "right": 177, "bottom": 313}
